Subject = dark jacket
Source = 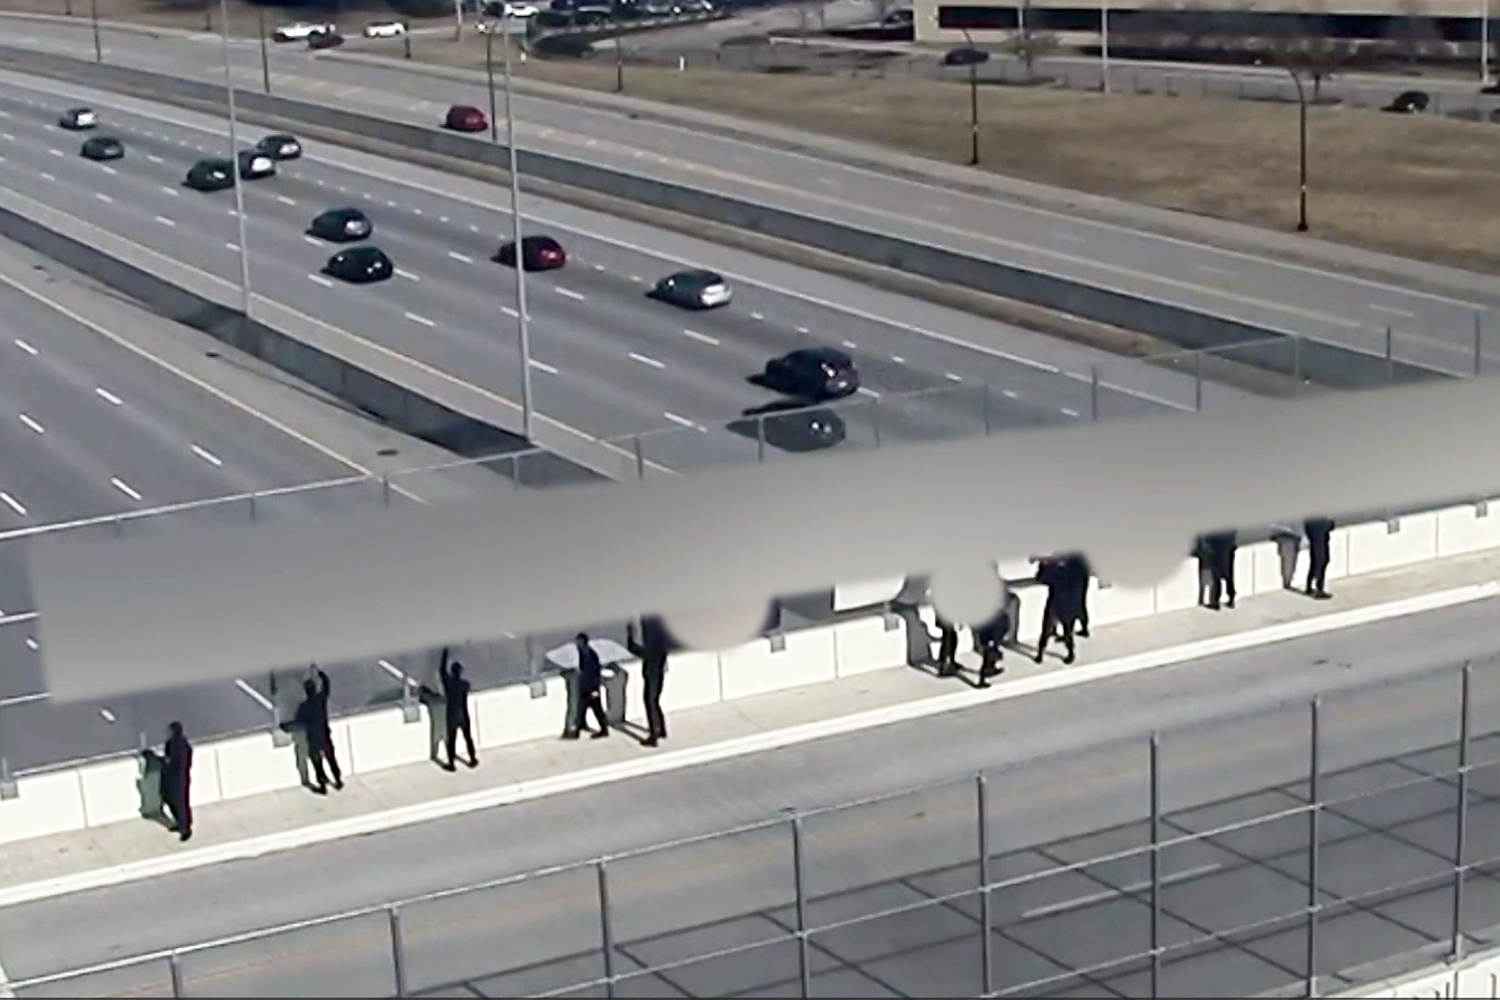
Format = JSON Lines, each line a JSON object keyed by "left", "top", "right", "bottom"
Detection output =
{"left": 293, "top": 671, "right": 333, "bottom": 744}
{"left": 1038, "top": 559, "right": 1082, "bottom": 616}
{"left": 626, "top": 617, "right": 670, "bottom": 674}
{"left": 577, "top": 644, "right": 604, "bottom": 691}
{"left": 162, "top": 732, "right": 192, "bottom": 795}
{"left": 1305, "top": 517, "right": 1335, "bottom": 540}
{"left": 441, "top": 664, "right": 471, "bottom": 721}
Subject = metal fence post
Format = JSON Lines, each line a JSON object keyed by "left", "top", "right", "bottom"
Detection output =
{"left": 1306, "top": 697, "right": 1322, "bottom": 999}
{"left": 382, "top": 476, "right": 392, "bottom": 507}
{"left": 1089, "top": 366, "right": 1100, "bottom": 422}
{"left": 168, "top": 951, "right": 185, "bottom": 997}
{"left": 756, "top": 416, "right": 766, "bottom": 462}
{"left": 1193, "top": 350, "right": 1203, "bottom": 412}
{"left": 977, "top": 773, "right": 993, "bottom": 996}
{"left": 597, "top": 859, "right": 617, "bottom": 997}
{"left": 1452, "top": 663, "right": 1473, "bottom": 960}
{"left": 1475, "top": 313, "right": 1485, "bottom": 378}
{"left": 791, "top": 813, "right": 812, "bottom": 998}
{"left": 1292, "top": 335, "right": 1303, "bottom": 396}
{"left": 248, "top": 490, "right": 257, "bottom": 522}
{"left": 1385, "top": 325, "right": 1395, "bottom": 384}
{"left": 982, "top": 383, "right": 993, "bottom": 435}
{"left": 389, "top": 905, "right": 409, "bottom": 997}
{"left": 872, "top": 396, "right": 882, "bottom": 448}
{"left": 1149, "top": 732, "right": 1162, "bottom": 998}
{"left": 511, "top": 453, "right": 522, "bottom": 490}
{"left": 633, "top": 437, "right": 645, "bottom": 480}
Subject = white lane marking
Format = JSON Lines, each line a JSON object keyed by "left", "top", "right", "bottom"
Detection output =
{"left": 98, "top": 165, "right": 116, "bottom": 176}
{"left": 191, "top": 444, "right": 224, "bottom": 467}
{"left": 385, "top": 199, "right": 398, "bottom": 208}
{"left": 47, "top": 148, "right": 62, "bottom": 157}
{"left": 1021, "top": 864, "right": 1223, "bottom": 920}
{"left": 17, "top": 414, "right": 44, "bottom": 435}
{"left": 842, "top": 339, "right": 858, "bottom": 349}
{"left": 109, "top": 477, "right": 142, "bottom": 501}
{"left": 468, "top": 223, "right": 480, "bottom": 233}
{"left": 224, "top": 242, "right": 239, "bottom": 251}
{"left": 682, "top": 328, "right": 719, "bottom": 346}
{"left": 592, "top": 263, "right": 605, "bottom": 272}
{"left": 362, "top": 192, "right": 373, "bottom": 200}
{"left": 447, "top": 251, "right": 473, "bottom": 264}
{"left": 891, "top": 355, "right": 907, "bottom": 364}
{"left": 1198, "top": 264, "right": 1232, "bottom": 276}
{"left": 160, "top": 185, "right": 177, "bottom": 196}
{"left": 94, "top": 192, "right": 112, "bottom": 203}
{"left": 24, "top": 637, "right": 38, "bottom": 651}
{"left": 555, "top": 286, "right": 585, "bottom": 301}
{"left": 1371, "top": 303, "right": 1416, "bottom": 318}
{"left": 1061, "top": 407, "right": 1080, "bottom": 417}
{"left": 663, "top": 411, "right": 703, "bottom": 431}
{"left": 412, "top": 208, "right": 422, "bottom": 216}
{"left": 0, "top": 492, "right": 26, "bottom": 517}
{"left": 233, "top": 678, "right": 275, "bottom": 711}
{"left": 154, "top": 215, "right": 175, "bottom": 227}
{"left": 302, "top": 235, "right": 322, "bottom": 246}
{"left": 308, "top": 274, "right": 334, "bottom": 288}
{"left": 13, "top": 338, "right": 36, "bottom": 356}
{"left": 629, "top": 351, "right": 665, "bottom": 369}
{"left": 94, "top": 387, "right": 122, "bottom": 406}
{"left": 147, "top": 154, "right": 163, "bottom": 163}
{"left": 856, "top": 387, "right": 881, "bottom": 398}
{"left": 750, "top": 311, "right": 764, "bottom": 321}
{"left": 501, "top": 305, "right": 519, "bottom": 318}
{"left": 276, "top": 195, "right": 296, "bottom": 206}
{"left": 226, "top": 209, "right": 240, "bottom": 217}
{"left": 1054, "top": 231, "right": 1087, "bottom": 244}
{"left": 796, "top": 326, "right": 810, "bottom": 334}
{"left": 629, "top": 274, "right": 642, "bottom": 283}
{"left": 0, "top": 133, "right": 12, "bottom": 142}
{"left": 945, "top": 372, "right": 963, "bottom": 382}
{"left": 529, "top": 359, "right": 559, "bottom": 375}
{"left": 99, "top": 708, "right": 116, "bottom": 724}
{"left": 1003, "top": 389, "right": 1020, "bottom": 399}
{"left": 404, "top": 311, "right": 436, "bottom": 327}
{"left": 439, "top": 215, "right": 449, "bottom": 224}
{"left": 395, "top": 268, "right": 419, "bottom": 281}
{"left": 39, "top": 172, "right": 54, "bottom": 182}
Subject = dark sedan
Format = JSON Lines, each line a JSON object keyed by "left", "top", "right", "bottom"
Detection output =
{"left": 184, "top": 158, "right": 235, "bottom": 191}
{"left": 496, "top": 235, "right": 566, "bottom": 271}
{"left": 80, "top": 136, "right": 125, "bottom": 161}
{"left": 762, "top": 347, "right": 859, "bottom": 400}
{"left": 445, "top": 105, "right": 488, "bottom": 133}
{"left": 325, "top": 246, "right": 394, "bottom": 284}
{"left": 732, "top": 402, "right": 846, "bottom": 453}
{"left": 58, "top": 106, "right": 97, "bottom": 130}
{"left": 256, "top": 133, "right": 303, "bottom": 160}
{"left": 309, "top": 207, "right": 373, "bottom": 242}
{"left": 307, "top": 28, "right": 345, "bottom": 49}
{"left": 650, "top": 269, "right": 731, "bottom": 309}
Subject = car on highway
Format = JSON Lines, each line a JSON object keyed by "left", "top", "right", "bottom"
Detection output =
{"left": 236, "top": 149, "right": 276, "bottom": 180}
{"left": 483, "top": 1, "right": 539, "bottom": 16}
{"left": 272, "top": 21, "right": 335, "bottom": 42}
{"left": 309, "top": 207, "right": 373, "bottom": 242}
{"left": 762, "top": 347, "right": 859, "bottom": 400}
{"left": 185, "top": 158, "right": 234, "bottom": 191}
{"left": 731, "top": 401, "right": 846, "bottom": 452}
{"left": 307, "top": 28, "right": 346, "bottom": 49}
{"left": 58, "top": 106, "right": 97, "bottom": 130}
{"left": 324, "top": 246, "right": 394, "bottom": 284}
{"left": 650, "top": 269, "right": 731, "bottom": 309}
{"left": 444, "top": 104, "right": 488, "bottom": 132}
{"left": 363, "top": 19, "right": 408, "bottom": 37}
{"left": 255, "top": 133, "right": 303, "bottom": 160}
{"left": 496, "top": 235, "right": 566, "bottom": 271}
{"left": 79, "top": 135, "right": 124, "bottom": 161}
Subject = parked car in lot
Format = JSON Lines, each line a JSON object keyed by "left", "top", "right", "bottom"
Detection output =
{"left": 325, "top": 246, "right": 394, "bottom": 284}
{"left": 307, "top": 28, "right": 345, "bottom": 49}
{"left": 1383, "top": 90, "right": 1430, "bottom": 114}
{"left": 762, "top": 347, "right": 859, "bottom": 400}
{"left": 444, "top": 104, "right": 488, "bottom": 132}
{"left": 650, "top": 269, "right": 731, "bottom": 309}
{"left": 363, "top": 19, "right": 407, "bottom": 37}
{"left": 58, "top": 106, "right": 97, "bottom": 130}
{"left": 185, "top": 158, "right": 234, "bottom": 191}
{"left": 255, "top": 133, "right": 302, "bottom": 160}
{"left": 483, "top": 1, "right": 538, "bottom": 15}
{"left": 309, "top": 207, "right": 373, "bottom": 242}
{"left": 80, "top": 135, "right": 124, "bottom": 161}
{"left": 496, "top": 235, "right": 566, "bottom": 270}
{"left": 272, "top": 21, "right": 335, "bottom": 42}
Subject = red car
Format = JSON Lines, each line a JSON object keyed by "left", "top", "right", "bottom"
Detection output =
{"left": 496, "top": 235, "right": 566, "bottom": 271}
{"left": 444, "top": 105, "right": 488, "bottom": 132}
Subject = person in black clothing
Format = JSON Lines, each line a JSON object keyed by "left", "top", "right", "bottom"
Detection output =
{"left": 565, "top": 632, "right": 609, "bottom": 740}
{"left": 1057, "top": 553, "right": 1092, "bottom": 639}
{"left": 439, "top": 647, "right": 477, "bottom": 770}
{"left": 974, "top": 607, "right": 1008, "bottom": 688}
{"left": 1304, "top": 516, "right": 1335, "bottom": 599}
{"left": 932, "top": 613, "right": 959, "bottom": 677}
{"left": 286, "top": 666, "right": 342, "bottom": 793}
{"left": 161, "top": 721, "right": 193, "bottom": 842}
{"left": 626, "top": 616, "right": 669, "bottom": 746}
{"left": 1035, "top": 557, "right": 1078, "bottom": 665}
{"left": 1204, "top": 530, "right": 1239, "bottom": 610}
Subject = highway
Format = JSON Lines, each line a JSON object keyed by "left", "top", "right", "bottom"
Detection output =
{"left": 3, "top": 594, "right": 1500, "bottom": 996}
{"left": 0, "top": 73, "right": 1238, "bottom": 470}
{"left": 1, "top": 14, "right": 1496, "bottom": 376}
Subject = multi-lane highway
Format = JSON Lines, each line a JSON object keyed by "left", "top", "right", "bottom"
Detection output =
{"left": 0, "top": 72, "right": 1243, "bottom": 473}
{"left": 3, "top": 593, "right": 1498, "bottom": 996}
{"left": 1, "top": 13, "right": 1495, "bottom": 375}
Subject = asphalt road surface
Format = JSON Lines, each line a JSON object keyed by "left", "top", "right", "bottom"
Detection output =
{"left": 6, "top": 596, "right": 1500, "bottom": 997}
{"left": 2, "top": 15, "right": 1495, "bottom": 376}
{"left": 0, "top": 74, "right": 1236, "bottom": 468}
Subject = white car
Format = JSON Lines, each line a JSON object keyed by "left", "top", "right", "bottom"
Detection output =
{"left": 272, "top": 21, "right": 336, "bottom": 42}
{"left": 363, "top": 20, "right": 407, "bottom": 37}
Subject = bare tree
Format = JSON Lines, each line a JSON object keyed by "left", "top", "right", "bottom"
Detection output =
{"left": 1388, "top": 0, "right": 1442, "bottom": 65}
{"left": 1004, "top": 0, "right": 1057, "bottom": 79}
{"left": 1261, "top": 5, "right": 1358, "bottom": 100}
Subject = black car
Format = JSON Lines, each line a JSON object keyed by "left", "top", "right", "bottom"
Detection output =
{"left": 256, "top": 133, "right": 303, "bottom": 160}
{"left": 309, "top": 207, "right": 373, "bottom": 242}
{"left": 185, "top": 158, "right": 235, "bottom": 191}
{"left": 732, "top": 402, "right": 846, "bottom": 453}
{"left": 650, "top": 269, "right": 731, "bottom": 309}
{"left": 236, "top": 149, "right": 277, "bottom": 180}
{"left": 496, "top": 234, "right": 566, "bottom": 271}
{"left": 1383, "top": 90, "right": 1430, "bottom": 114}
{"left": 80, "top": 136, "right": 124, "bottom": 161}
{"left": 307, "top": 28, "right": 345, "bottom": 49}
{"left": 762, "top": 347, "right": 859, "bottom": 400}
{"left": 325, "top": 246, "right": 394, "bottom": 283}
{"left": 58, "top": 106, "right": 97, "bottom": 130}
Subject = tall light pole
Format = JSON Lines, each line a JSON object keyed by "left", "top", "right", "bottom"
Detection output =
{"left": 454, "top": 0, "right": 464, "bottom": 40}
{"left": 90, "top": 0, "right": 101, "bottom": 62}
{"left": 485, "top": 21, "right": 499, "bottom": 143}
{"left": 614, "top": 14, "right": 625, "bottom": 93}
{"left": 1484, "top": 0, "right": 1491, "bottom": 85}
{"left": 502, "top": 31, "right": 535, "bottom": 441}
{"left": 1288, "top": 67, "right": 1308, "bottom": 232}
{"left": 1101, "top": 0, "right": 1110, "bottom": 93}
{"left": 945, "top": 37, "right": 988, "bottom": 167}
{"left": 219, "top": 0, "right": 253, "bottom": 317}
{"left": 257, "top": 7, "right": 271, "bottom": 93}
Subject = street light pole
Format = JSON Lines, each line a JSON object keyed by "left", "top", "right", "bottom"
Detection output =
{"left": 502, "top": 32, "right": 535, "bottom": 441}
{"left": 968, "top": 63, "right": 979, "bottom": 165}
{"left": 1101, "top": 0, "right": 1110, "bottom": 93}
{"left": 454, "top": 0, "right": 464, "bottom": 40}
{"left": 257, "top": 7, "right": 271, "bottom": 93}
{"left": 485, "top": 22, "right": 499, "bottom": 143}
{"left": 1289, "top": 68, "right": 1308, "bottom": 232}
{"left": 615, "top": 16, "right": 625, "bottom": 93}
{"left": 1484, "top": 0, "right": 1491, "bottom": 85}
{"left": 219, "top": 0, "right": 253, "bottom": 317}
{"left": 90, "top": 0, "right": 101, "bottom": 62}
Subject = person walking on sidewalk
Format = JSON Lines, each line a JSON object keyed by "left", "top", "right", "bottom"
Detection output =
{"left": 565, "top": 632, "right": 610, "bottom": 740}
{"left": 439, "top": 647, "right": 478, "bottom": 770}
{"left": 974, "top": 608, "right": 1008, "bottom": 688}
{"left": 286, "top": 666, "right": 343, "bottom": 793}
{"left": 1058, "top": 553, "right": 1092, "bottom": 639}
{"left": 1035, "top": 557, "right": 1078, "bottom": 665}
{"left": 626, "top": 616, "right": 670, "bottom": 747}
{"left": 1304, "top": 516, "right": 1335, "bottom": 600}
{"left": 161, "top": 721, "right": 193, "bottom": 842}
{"left": 932, "top": 613, "right": 959, "bottom": 677}
{"left": 1204, "top": 530, "right": 1239, "bottom": 610}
